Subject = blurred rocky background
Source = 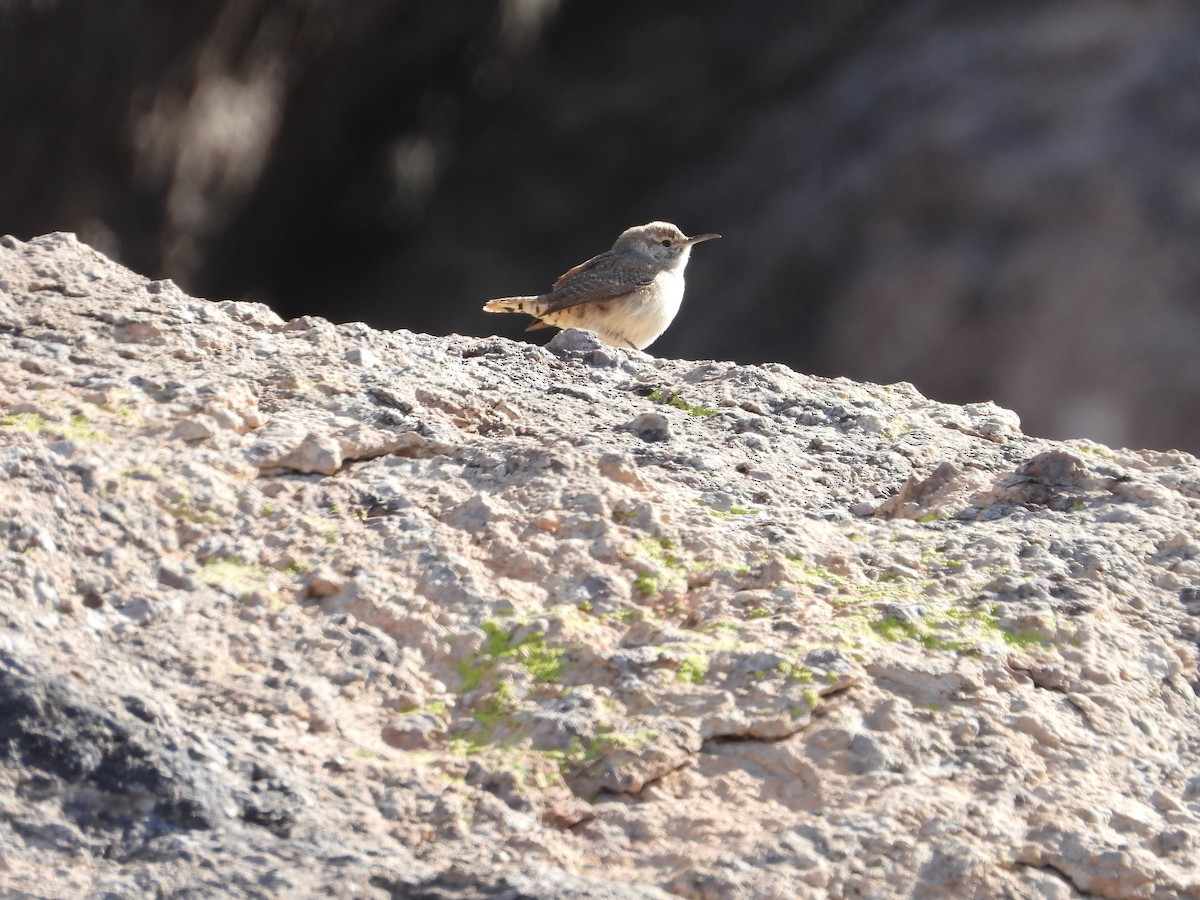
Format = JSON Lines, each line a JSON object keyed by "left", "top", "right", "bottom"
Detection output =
{"left": 4, "top": 0, "right": 1200, "bottom": 452}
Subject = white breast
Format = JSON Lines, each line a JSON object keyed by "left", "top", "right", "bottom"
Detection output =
{"left": 622, "top": 269, "right": 685, "bottom": 349}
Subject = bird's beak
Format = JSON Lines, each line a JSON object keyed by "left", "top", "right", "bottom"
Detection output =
{"left": 684, "top": 233, "right": 721, "bottom": 246}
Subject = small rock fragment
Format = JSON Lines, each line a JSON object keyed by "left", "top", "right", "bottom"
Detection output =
{"left": 598, "top": 452, "right": 643, "bottom": 485}
{"left": 382, "top": 713, "right": 444, "bottom": 750}
{"left": 345, "top": 346, "right": 381, "bottom": 368}
{"left": 623, "top": 412, "right": 671, "bottom": 442}
{"left": 170, "top": 416, "right": 217, "bottom": 442}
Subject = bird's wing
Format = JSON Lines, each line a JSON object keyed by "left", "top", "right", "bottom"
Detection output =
{"left": 539, "top": 251, "right": 657, "bottom": 313}
{"left": 551, "top": 251, "right": 615, "bottom": 289}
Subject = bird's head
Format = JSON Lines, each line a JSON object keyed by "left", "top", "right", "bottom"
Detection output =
{"left": 614, "top": 221, "right": 720, "bottom": 267}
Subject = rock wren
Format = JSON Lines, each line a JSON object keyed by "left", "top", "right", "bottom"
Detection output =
{"left": 483, "top": 221, "right": 720, "bottom": 350}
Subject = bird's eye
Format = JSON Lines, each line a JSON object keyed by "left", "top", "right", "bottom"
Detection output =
{"left": 661, "top": 239, "right": 672, "bottom": 247}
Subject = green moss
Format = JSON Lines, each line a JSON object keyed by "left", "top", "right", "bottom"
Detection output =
{"left": 473, "top": 682, "right": 518, "bottom": 730}
{"left": 635, "top": 538, "right": 686, "bottom": 570}
{"left": 459, "top": 620, "right": 565, "bottom": 692}
{"left": 1073, "top": 443, "right": 1115, "bottom": 459}
{"left": 64, "top": 414, "right": 109, "bottom": 443}
{"left": 163, "top": 489, "right": 224, "bottom": 525}
{"left": 564, "top": 735, "right": 591, "bottom": 765}
{"left": 543, "top": 726, "right": 670, "bottom": 786}
{"left": 676, "top": 654, "right": 709, "bottom": 684}
{"left": 299, "top": 514, "right": 343, "bottom": 547}
{"left": 779, "top": 661, "right": 814, "bottom": 683}
{"left": 479, "top": 621, "right": 511, "bottom": 657}
{"left": 444, "top": 682, "right": 525, "bottom": 756}
{"left": 705, "top": 504, "right": 758, "bottom": 518}
{"left": 442, "top": 738, "right": 473, "bottom": 756}
{"left": 802, "top": 688, "right": 820, "bottom": 710}
{"left": 630, "top": 537, "right": 748, "bottom": 592}
{"left": 996, "top": 625, "right": 1052, "bottom": 648}
{"left": 447, "top": 705, "right": 670, "bottom": 792}
{"left": 199, "top": 557, "right": 273, "bottom": 598}
{"left": 784, "top": 560, "right": 934, "bottom": 608}
{"left": 872, "top": 616, "right": 919, "bottom": 642}
{"left": 589, "top": 727, "right": 658, "bottom": 754}
{"left": 648, "top": 389, "right": 720, "bottom": 417}
{"left": 0, "top": 411, "right": 109, "bottom": 443}
{"left": 400, "top": 700, "right": 448, "bottom": 716}
{"left": 542, "top": 736, "right": 590, "bottom": 771}
{"left": 920, "top": 633, "right": 975, "bottom": 652}
{"left": 784, "top": 557, "right": 843, "bottom": 586}
{"left": 861, "top": 578, "right": 933, "bottom": 605}
{"left": 630, "top": 538, "right": 685, "bottom": 594}
{"left": 633, "top": 571, "right": 659, "bottom": 597}
{"left": 0, "top": 412, "right": 46, "bottom": 431}
{"left": 918, "top": 547, "right": 967, "bottom": 571}
{"left": 457, "top": 658, "right": 486, "bottom": 693}
{"left": 746, "top": 606, "right": 771, "bottom": 620}
{"left": 829, "top": 599, "right": 1055, "bottom": 656}
{"left": 515, "top": 642, "right": 563, "bottom": 683}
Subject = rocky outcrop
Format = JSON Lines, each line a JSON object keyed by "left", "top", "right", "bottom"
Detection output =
{"left": 1, "top": 233, "right": 1199, "bottom": 897}
{"left": 6, "top": 3, "right": 1200, "bottom": 451}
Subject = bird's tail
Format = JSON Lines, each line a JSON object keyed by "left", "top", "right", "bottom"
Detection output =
{"left": 482, "top": 295, "right": 544, "bottom": 315}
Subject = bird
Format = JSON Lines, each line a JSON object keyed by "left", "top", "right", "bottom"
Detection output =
{"left": 482, "top": 221, "right": 720, "bottom": 350}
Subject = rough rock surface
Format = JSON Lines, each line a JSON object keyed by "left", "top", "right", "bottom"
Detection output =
{"left": 2, "top": 233, "right": 1200, "bottom": 898}
{"left": 8, "top": 2, "right": 1200, "bottom": 452}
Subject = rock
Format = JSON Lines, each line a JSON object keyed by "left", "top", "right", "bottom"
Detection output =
{"left": 382, "top": 712, "right": 444, "bottom": 750}
{"left": 0, "top": 650, "right": 232, "bottom": 835}
{"left": 547, "top": 328, "right": 606, "bottom": 353}
{"left": 622, "top": 412, "right": 671, "bottom": 442}
{"left": 303, "top": 567, "right": 344, "bottom": 599}
{"left": 344, "top": 346, "right": 380, "bottom": 368}
{"left": 1, "top": 233, "right": 1199, "bottom": 896}
{"left": 249, "top": 427, "right": 343, "bottom": 475}
{"left": 597, "top": 452, "right": 643, "bottom": 486}
{"left": 170, "top": 415, "right": 217, "bottom": 442}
